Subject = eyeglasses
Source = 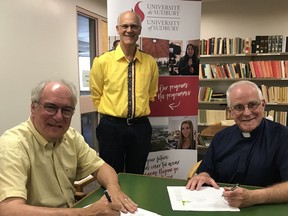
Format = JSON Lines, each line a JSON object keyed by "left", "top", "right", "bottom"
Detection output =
{"left": 230, "top": 101, "right": 262, "bottom": 114}
{"left": 35, "top": 101, "right": 75, "bottom": 118}
{"left": 117, "top": 24, "right": 140, "bottom": 30}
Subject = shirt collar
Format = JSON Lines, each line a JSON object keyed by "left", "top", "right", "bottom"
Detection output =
{"left": 237, "top": 118, "right": 265, "bottom": 139}
{"left": 115, "top": 45, "right": 142, "bottom": 63}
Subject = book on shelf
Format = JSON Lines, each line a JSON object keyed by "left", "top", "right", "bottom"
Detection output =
{"left": 260, "top": 85, "right": 288, "bottom": 104}
{"left": 244, "top": 37, "right": 252, "bottom": 54}
{"left": 203, "top": 63, "right": 212, "bottom": 78}
{"left": 259, "top": 35, "right": 269, "bottom": 53}
{"left": 209, "top": 37, "right": 215, "bottom": 55}
{"left": 253, "top": 61, "right": 263, "bottom": 78}
{"left": 198, "top": 109, "right": 229, "bottom": 125}
{"left": 248, "top": 60, "right": 287, "bottom": 78}
{"left": 261, "top": 84, "right": 269, "bottom": 103}
{"left": 200, "top": 35, "right": 288, "bottom": 55}
{"left": 222, "top": 37, "right": 227, "bottom": 54}
{"left": 201, "top": 59, "right": 288, "bottom": 79}
{"left": 271, "top": 60, "right": 282, "bottom": 78}
{"left": 198, "top": 86, "right": 213, "bottom": 102}
{"left": 280, "top": 60, "right": 286, "bottom": 78}
{"left": 285, "top": 60, "right": 288, "bottom": 78}
{"left": 265, "top": 110, "right": 287, "bottom": 126}
{"left": 255, "top": 35, "right": 261, "bottom": 53}
{"left": 277, "top": 35, "right": 283, "bottom": 53}
{"left": 200, "top": 62, "right": 252, "bottom": 79}
{"left": 251, "top": 40, "right": 256, "bottom": 53}
{"left": 248, "top": 61, "right": 256, "bottom": 78}
{"left": 286, "top": 36, "right": 288, "bottom": 52}
{"left": 210, "top": 91, "right": 226, "bottom": 102}
{"left": 268, "top": 36, "right": 272, "bottom": 53}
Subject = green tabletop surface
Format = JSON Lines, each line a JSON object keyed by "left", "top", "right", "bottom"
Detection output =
{"left": 73, "top": 173, "right": 288, "bottom": 216}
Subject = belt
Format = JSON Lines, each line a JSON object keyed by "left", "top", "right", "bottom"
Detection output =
{"left": 101, "top": 114, "right": 148, "bottom": 125}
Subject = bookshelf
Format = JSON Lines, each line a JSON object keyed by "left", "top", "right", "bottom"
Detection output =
{"left": 198, "top": 53, "right": 288, "bottom": 155}
{"left": 198, "top": 0, "right": 288, "bottom": 159}
{"left": 199, "top": 52, "right": 288, "bottom": 124}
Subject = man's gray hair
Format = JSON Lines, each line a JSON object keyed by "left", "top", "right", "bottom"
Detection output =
{"left": 117, "top": 11, "right": 142, "bottom": 26}
{"left": 31, "top": 79, "right": 78, "bottom": 107}
{"left": 226, "top": 80, "right": 264, "bottom": 107}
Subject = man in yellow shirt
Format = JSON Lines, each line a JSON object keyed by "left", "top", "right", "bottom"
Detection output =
{"left": 89, "top": 11, "right": 159, "bottom": 174}
{"left": 0, "top": 80, "right": 137, "bottom": 216}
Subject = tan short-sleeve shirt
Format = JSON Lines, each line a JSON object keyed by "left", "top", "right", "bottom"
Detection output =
{"left": 0, "top": 118, "right": 104, "bottom": 207}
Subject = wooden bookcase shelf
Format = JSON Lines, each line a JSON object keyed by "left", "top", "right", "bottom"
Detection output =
{"left": 198, "top": 53, "right": 288, "bottom": 156}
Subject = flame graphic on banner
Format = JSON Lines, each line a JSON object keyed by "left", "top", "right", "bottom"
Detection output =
{"left": 134, "top": 1, "right": 145, "bottom": 22}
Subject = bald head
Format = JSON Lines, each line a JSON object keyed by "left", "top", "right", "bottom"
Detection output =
{"left": 226, "top": 80, "right": 264, "bottom": 107}
{"left": 117, "top": 11, "right": 141, "bottom": 26}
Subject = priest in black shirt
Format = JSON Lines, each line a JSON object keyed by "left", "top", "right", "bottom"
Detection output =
{"left": 186, "top": 80, "right": 288, "bottom": 208}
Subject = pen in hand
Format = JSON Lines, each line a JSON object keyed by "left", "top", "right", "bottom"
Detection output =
{"left": 104, "top": 190, "right": 112, "bottom": 202}
{"left": 229, "top": 183, "right": 240, "bottom": 191}
{"left": 222, "top": 183, "right": 240, "bottom": 197}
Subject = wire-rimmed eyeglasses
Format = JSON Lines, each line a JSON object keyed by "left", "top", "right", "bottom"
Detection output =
{"left": 230, "top": 101, "right": 262, "bottom": 115}
{"left": 117, "top": 24, "right": 141, "bottom": 30}
{"left": 35, "top": 101, "right": 75, "bottom": 118}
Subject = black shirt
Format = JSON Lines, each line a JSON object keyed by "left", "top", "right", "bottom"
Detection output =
{"left": 198, "top": 119, "right": 288, "bottom": 187}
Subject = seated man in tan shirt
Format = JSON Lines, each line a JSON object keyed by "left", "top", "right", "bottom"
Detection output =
{"left": 0, "top": 79, "right": 137, "bottom": 216}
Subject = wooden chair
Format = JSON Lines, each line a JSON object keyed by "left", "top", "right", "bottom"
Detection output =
{"left": 200, "top": 124, "right": 228, "bottom": 140}
{"left": 74, "top": 175, "right": 95, "bottom": 201}
{"left": 187, "top": 160, "right": 202, "bottom": 179}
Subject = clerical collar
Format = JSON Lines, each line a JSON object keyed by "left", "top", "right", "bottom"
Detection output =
{"left": 242, "top": 132, "right": 251, "bottom": 138}
{"left": 240, "top": 118, "right": 265, "bottom": 139}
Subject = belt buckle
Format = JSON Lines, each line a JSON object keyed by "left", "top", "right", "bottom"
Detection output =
{"left": 127, "top": 118, "right": 133, "bottom": 125}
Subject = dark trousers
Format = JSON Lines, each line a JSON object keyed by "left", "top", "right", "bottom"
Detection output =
{"left": 96, "top": 115, "right": 152, "bottom": 174}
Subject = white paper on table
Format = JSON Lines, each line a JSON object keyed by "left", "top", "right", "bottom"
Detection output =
{"left": 83, "top": 204, "right": 161, "bottom": 215}
{"left": 120, "top": 207, "right": 161, "bottom": 216}
{"left": 167, "top": 186, "right": 240, "bottom": 212}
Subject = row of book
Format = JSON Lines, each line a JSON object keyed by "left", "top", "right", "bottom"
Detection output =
{"left": 200, "top": 63, "right": 250, "bottom": 79}
{"left": 198, "top": 109, "right": 228, "bottom": 125}
{"left": 261, "top": 85, "right": 288, "bottom": 104}
{"left": 249, "top": 60, "right": 288, "bottom": 78}
{"left": 199, "top": 85, "right": 288, "bottom": 104}
{"left": 198, "top": 109, "right": 288, "bottom": 126}
{"left": 198, "top": 86, "right": 226, "bottom": 102}
{"left": 256, "top": 35, "right": 284, "bottom": 54}
{"left": 200, "top": 60, "right": 288, "bottom": 79}
{"left": 267, "top": 110, "right": 288, "bottom": 127}
{"left": 200, "top": 35, "right": 288, "bottom": 56}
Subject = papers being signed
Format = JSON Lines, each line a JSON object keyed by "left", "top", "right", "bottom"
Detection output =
{"left": 120, "top": 208, "right": 161, "bottom": 216}
{"left": 167, "top": 186, "right": 240, "bottom": 212}
{"left": 84, "top": 205, "right": 161, "bottom": 215}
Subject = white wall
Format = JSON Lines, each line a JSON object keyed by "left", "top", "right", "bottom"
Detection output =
{"left": 201, "top": 0, "right": 288, "bottom": 39}
{"left": 0, "top": 0, "right": 106, "bottom": 134}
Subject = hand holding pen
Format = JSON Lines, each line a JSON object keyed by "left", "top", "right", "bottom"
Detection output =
{"left": 223, "top": 184, "right": 262, "bottom": 208}
{"left": 104, "top": 190, "right": 112, "bottom": 202}
{"left": 229, "top": 183, "right": 240, "bottom": 191}
{"left": 103, "top": 189, "right": 138, "bottom": 214}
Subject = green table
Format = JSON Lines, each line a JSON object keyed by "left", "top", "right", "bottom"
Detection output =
{"left": 74, "top": 173, "right": 288, "bottom": 216}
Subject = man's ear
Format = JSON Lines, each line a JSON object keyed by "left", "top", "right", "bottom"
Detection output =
{"left": 261, "top": 100, "right": 266, "bottom": 109}
{"left": 31, "top": 102, "right": 37, "bottom": 113}
{"left": 116, "top": 25, "right": 120, "bottom": 35}
{"left": 227, "top": 107, "right": 234, "bottom": 118}
{"left": 261, "top": 99, "right": 266, "bottom": 107}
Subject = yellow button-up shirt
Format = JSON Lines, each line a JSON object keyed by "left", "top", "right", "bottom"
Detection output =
{"left": 89, "top": 46, "right": 159, "bottom": 118}
{"left": 0, "top": 118, "right": 104, "bottom": 207}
